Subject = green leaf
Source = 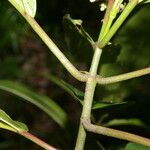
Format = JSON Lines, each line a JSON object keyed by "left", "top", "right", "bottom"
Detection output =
{"left": 125, "top": 143, "right": 150, "bottom": 150}
{"left": 92, "top": 102, "right": 126, "bottom": 110}
{"left": 104, "top": 118, "right": 149, "bottom": 129}
{"left": 63, "top": 14, "right": 94, "bottom": 46}
{"left": 139, "top": 0, "right": 150, "bottom": 3}
{"left": 9, "top": 0, "right": 37, "bottom": 18}
{"left": 0, "top": 80, "right": 67, "bottom": 128}
{"left": 43, "top": 74, "right": 84, "bottom": 104}
{"left": 0, "top": 108, "right": 28, "bottom": 132}
{"left": 63, "top": 14, "right": 94, "bottom": 63}
{"left": 144, "top": 0, "right": 150, "bottom": 3}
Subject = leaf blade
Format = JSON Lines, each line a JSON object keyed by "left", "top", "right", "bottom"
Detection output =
{"left": 0, "top": 108, "right": 28, "bottom": 132}
{"left": 9, "top": 0, "right": 37, "bottom": 18}
{"left": 0, "top": 80, "right": 67, "bottom": 128}
{"left": 125, "top": 143, "right": 150, "bottom": 150}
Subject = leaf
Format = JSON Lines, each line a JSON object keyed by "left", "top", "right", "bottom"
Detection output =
{"left": 104, "top": 118, "right": 149, "bottom": 129}
{"left": 92, "top": 102, "right": 126, "bottom": 110}
{"left": 63, "top": 14, "right": 95, "bottom": 46}
{"left": 43, "top": 74, "right": 84, "bottom": 104}
{"left": 114, "top": 6, "right": 150, "bottom": 69}
{"left": 139, "top": 0, "right": 150, "bottom": 3}
{"left": 0, "top": 108, "right": 28, "bottom": 132}
{"left": 63, "top": 14, "right": 94, "bottom": 63}
{"left": 98, "top": 63, "right": 130, "bottom": 103}
{"left": 8, "top": 0, "right": 37, "bottom": 18}
{"left": 144, "top": 0, "right": 150, "bottom": 3}
{"left": 125, "top": 143, "right": 150, "bottom": 150}
{"left": 0, "top": 80, "right": 67, "bottom": 128}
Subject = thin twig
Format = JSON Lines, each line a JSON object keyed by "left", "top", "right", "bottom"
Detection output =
{"left": 96, "top": 67, "right": 150, "bottom": 84}
{"left": 19, "top": 132, "right": 58, "bottom": 150}
{"left": 82, "top": 118, "right": 150, "bottom": 147}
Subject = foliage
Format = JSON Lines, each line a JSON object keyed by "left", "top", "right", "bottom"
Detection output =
{"left": 0, "top": 0, "right": 149, "bottom": 150}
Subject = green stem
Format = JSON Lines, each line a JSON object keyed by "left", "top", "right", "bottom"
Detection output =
{"left": 98, "top": 0, "right": 138, "bottom": 48}
{"left": 99, "top": 0, "right": 115, "bottom": 40}
{"left": 8, "top": 0, "right": 87, "bottom": 82}
{"left": 19, "top": 132, "right": 58, "bottom": 150}
{"left": 97, "top": 67, "right": 150, "bottom": 84}
{"left": 75, "top": 47, "right": 102, "bottom": 150}
{"left": 82, "top": 119, "right": 150, "bottom": 147}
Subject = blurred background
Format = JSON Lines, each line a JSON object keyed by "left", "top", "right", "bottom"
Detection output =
{"left": 0, "top": 0, "right": 150, "bottom": 149}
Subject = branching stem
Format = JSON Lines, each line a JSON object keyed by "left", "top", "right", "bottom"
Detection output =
{"left": 8, "top": 0, "right": 87, "bottom": 82}
{"left": 82, "top": 119, "right": 150, "bottom": 147}
{"left": 8, "top": 1, "right": 150, "bottom": 150}
{"left": 75, "top": 47, "right": 102, "bottom": 150}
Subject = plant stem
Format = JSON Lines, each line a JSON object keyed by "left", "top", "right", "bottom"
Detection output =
{"left": 98, "top": 0, "right": 139, "bottom": 49}
{"left": 99, "top": 0, "right": 115, "bottom": 40}
{"left": 19, "top": 132, "right": 58, "bottom": 150}
{"left": 96, "top": 67, "right": 150, "bottom": 84}
{"left": 8, "top": 0, "right": 87, "bottom": 82}
{"left": 24, "top": 16, "right": 88, "bottom": 82}
{"left": 82, "top": 119, "right": 150, "bottom": 147}
{"left": 75, "top": 47, "right": 102, "bottom": 150}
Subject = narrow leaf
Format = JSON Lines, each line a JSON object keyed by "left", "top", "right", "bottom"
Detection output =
{"left": 44, "top": 74, "right": 84, "bottom": 104}
{"left": 92, "top": 102, "right": 126, "bottom": 110}
{"left": 104, "top": 118, "right": 149, "bottom": 129}
{"left": 0, "top": 108, "right": 28, "bottom": 132}
{"left": 0, "top": 80, "right": 67, "bottom": 128}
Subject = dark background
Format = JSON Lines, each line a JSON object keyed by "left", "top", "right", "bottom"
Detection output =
{"left": 0, "top": 0, "right": 150, "bottom": 149}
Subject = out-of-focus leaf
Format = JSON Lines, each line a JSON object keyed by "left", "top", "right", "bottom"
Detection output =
{"left": 0, "top": 57, "right": 21, "bottom": 79}
{"left": 0, "top": 108, "right": 28, "bottom": 132}
{"left": 98, "top": 63, "right": 130, "bottom": 103}
{"left": 125, "top": 143, "right": 150, "bottom": 150}
{"left": 92, "top": 102, "right": 126, "bottom": 110}
{"left": 99, "top": 63, "right": 123, "bottom": 77}
{"left": 104, "top": 118, "right": 149, "bottom": 129}
{"left": 145, "top": 0, "right": 150, "bottom": 3}
{"left": 0, "top": 80, "right": 67, "bottom": 128}
{"left": 0, "top": 141, "right": 14, "bottom": 149}
{"left": 139, "top": 0, "right": 150, "bottom": 3}
{"left": 43, "top": 74, "right": 84, "bottom": 104}
{"left": 101, "top": 44, "right": 121, "bottom": 64}
{"left": 114, "top": 6, "right": 150, "bottom": 68}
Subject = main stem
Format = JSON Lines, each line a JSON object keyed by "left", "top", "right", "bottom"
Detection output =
{"left": 75, "top": 47, "right": 102, "bottom": 150}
